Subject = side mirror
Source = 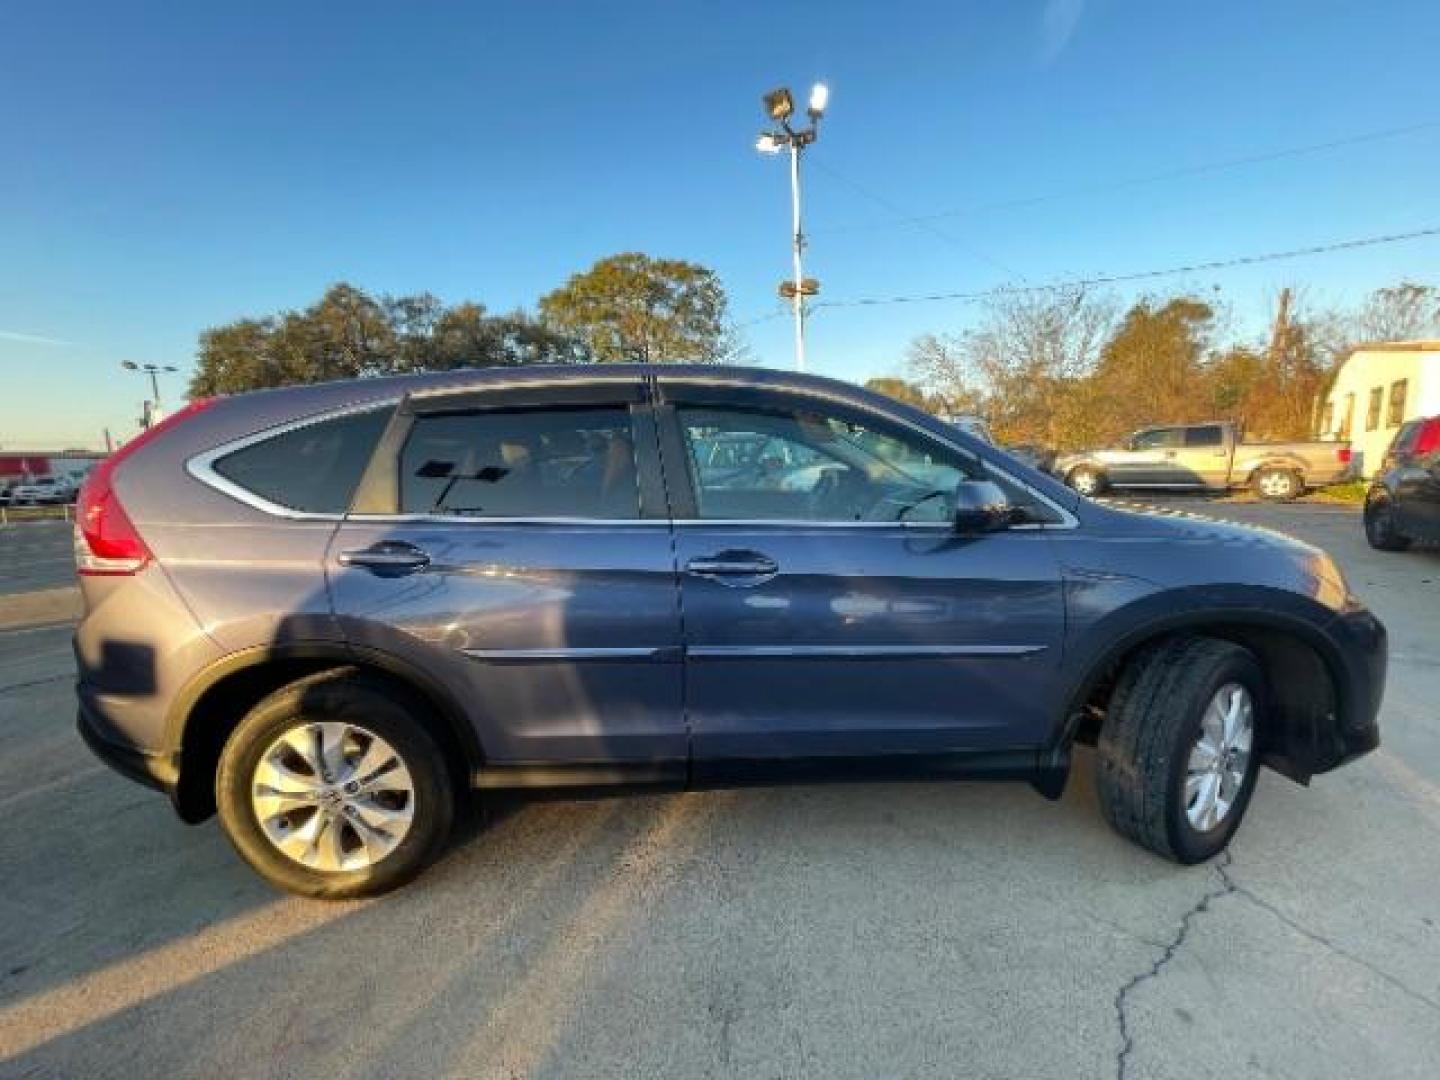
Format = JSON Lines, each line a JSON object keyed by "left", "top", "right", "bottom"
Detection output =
{"left": 952, "top": 480, "right": 1014, "bottom": 534}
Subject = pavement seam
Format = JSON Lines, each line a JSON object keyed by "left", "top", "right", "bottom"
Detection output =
{"left": 1216, "top": 859, "right": 1440, "bottom": 1016}
{"left": 1112, "top": 850, "right": 1234, "bottom": 1080}
{"left": 0, "top": 673, "right": 71, "bottom": 695}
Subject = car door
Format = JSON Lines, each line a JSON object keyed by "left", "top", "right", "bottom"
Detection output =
{"left": 1169, "top": 425, "right": 1230, "bottom": 487}
{"left": 1113, "top": 427, "right": 1184, "bottom": 485}
{"left": 655, "top": 379, "right": 1068, "bottom": 764}
{"left": 327, "top": 378, "right": 686, "bottom": 769}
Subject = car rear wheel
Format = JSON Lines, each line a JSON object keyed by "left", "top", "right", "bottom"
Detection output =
{"left": 216, "top": 669, "right": 455, "bottom": 899}
{"left": 1363, "top": 492, "right": 1412, "bottom": 551}
{"left": 1253, "top": 467, "right": 1300, "bottom": 501}
{"left": 1096, "top": 637, "right": 1264, "bottom": 864}
{"left": 1067, "top": 466, "right": 1105, "bottom": 498}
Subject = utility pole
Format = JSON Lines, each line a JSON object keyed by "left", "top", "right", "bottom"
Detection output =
{"left": 756, "top": 82, "right": 829, "bottom": 371}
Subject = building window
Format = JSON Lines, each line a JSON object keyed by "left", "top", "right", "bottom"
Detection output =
{"left": 1320, "top": 401, "right": 1335, "bottom": 436}
{"left": 1338, "top": 394, "right": 1354, "bottom": 440}
{"left": 1387, "top": 380, "right": 1408, "bottom": 427}
{"left": 1365, "top": 387, "right": 1383, "bottom": 432}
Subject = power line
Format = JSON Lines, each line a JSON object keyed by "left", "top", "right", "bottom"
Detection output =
{"left": 811, "top": 224, "right": 1440, "bottom": 311}
{"left": 813, "top": 119, "right": 1440, "bottom": 237}
{"left": 808, "top": 157, "right": 1023, "bottom": 277}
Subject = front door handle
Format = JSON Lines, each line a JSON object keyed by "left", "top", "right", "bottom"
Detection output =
{"left": 338, "top": 542, "right": 431, "bottom": 573}
{"left": 686, "top": 551, "right": 778, "bottom": 577}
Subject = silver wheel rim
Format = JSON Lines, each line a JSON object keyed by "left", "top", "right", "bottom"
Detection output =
{"left": 1184, "top": 683, "right": 1254, "bottom": 832}
{"left": 1073, "top": 472, "right": 1098, "bottom": 496}
{"left": 251, "top": 722, "right": 415, "bottom": 873}
{"left": 1259, "top": 471, "right": 1292, "bottom": 498}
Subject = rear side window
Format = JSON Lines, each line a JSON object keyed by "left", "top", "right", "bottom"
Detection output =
{"left": 213, "top": 407, "right": 392, "bottom": 514}
{"left": 1183, "top": 425, "right": 1224, "bottom": 448}
{"left": 400, "top": 407, "right": 639, "bottom": 519}
{"left": 1389, "top": 421, "right": 1420, "bottom": 457}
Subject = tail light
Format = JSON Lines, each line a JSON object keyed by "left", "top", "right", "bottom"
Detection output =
{"left": 75, "top": 399, "right": 216, "bottom": 576}
{"left": 1415, "top": 418, "right": 1440, "bottom": 456}
{"left": 1336, "top": 444, "right": 1352, "bottom": 465}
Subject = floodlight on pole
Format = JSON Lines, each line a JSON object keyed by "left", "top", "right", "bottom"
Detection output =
{"left": 120, "top": 360, "right": 179, "bottom": 426}
{"left": 753, "top": 80, "right": 829, "bottom": 371}
{"left": 808, "top": 82, "right": 829, "bottom": 116}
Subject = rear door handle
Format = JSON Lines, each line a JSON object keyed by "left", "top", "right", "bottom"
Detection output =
{"left": 686, "top": 552, "right": 778, "bottom": 577}
{"left": 338, "top": 542, "right": 431, "bottom": 573}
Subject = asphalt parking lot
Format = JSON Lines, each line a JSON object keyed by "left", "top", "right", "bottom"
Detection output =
{"left": 1, "top": 503, "right": 1438, "bottom": 1078}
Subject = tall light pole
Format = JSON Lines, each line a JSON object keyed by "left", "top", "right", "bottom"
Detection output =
{"left": 756, "top": 81, "right": 828, "bottom": 371}
{"left": 121, "top": 361, "right": 178, "bottom": 428}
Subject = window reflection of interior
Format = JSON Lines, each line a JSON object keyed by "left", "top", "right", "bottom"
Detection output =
{"left": 400, "top": 408, "right": 639, "bottom": 519}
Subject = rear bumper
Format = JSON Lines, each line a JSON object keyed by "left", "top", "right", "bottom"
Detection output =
{"left": 77, "top": 693, "right": 178, "bottom": 796}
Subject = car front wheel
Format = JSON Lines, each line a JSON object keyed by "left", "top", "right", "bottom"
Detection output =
{"left": 1067, "top": 467, "right": 1105, "bottom": 498}
{"left": 1096, "top": 636, "right": 1264, "bottom": 864}
{"left": 1363, "top": 492, "right": 1412, "bottom": 551}
{"left": 216, "top": 669, "right": 456, "bottom": 899}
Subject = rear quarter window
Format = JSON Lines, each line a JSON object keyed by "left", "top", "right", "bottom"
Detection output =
{"left": 212, "top": 406, "right": 393, "bottom": 513}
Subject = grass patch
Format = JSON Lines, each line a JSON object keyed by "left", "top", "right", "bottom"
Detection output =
{"left": 1304, "top": 479, "right": 1368, "bottom": 506}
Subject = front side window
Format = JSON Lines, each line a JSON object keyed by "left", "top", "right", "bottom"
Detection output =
{"left": 1387, "top": 380, "right": 1408, "bottom": 427}
{"left": 677, "top": 404, "right": 1053, "bottom": 525}
{"left": 400, "top": 407, "right": 639, "bottom": 519}
{"left": 213, "top": 406, "right": 393, "bottom": 514}
{"left": 1366, "top": 387, "right": 1383, "bottom": 431}
{"left": 1132, "top": 428, "right": 1181, "bottom": 451}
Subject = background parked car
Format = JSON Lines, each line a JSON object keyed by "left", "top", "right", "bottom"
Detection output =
{"left": 1004, "top": 444, "right": 1057, "bottom": 473}
{"left": 10, "top": 476, "right": 76, "bottom": 505}
{"left": 1363, "top": 414, "right": 1440, "bottom": 550}
{"left": 1053, "top": 421, "right": 1352, "bottom": 501}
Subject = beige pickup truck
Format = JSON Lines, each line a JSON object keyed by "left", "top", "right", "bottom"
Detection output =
{"left": 1052, "top": 421, "right": 1352, "bottom": 501}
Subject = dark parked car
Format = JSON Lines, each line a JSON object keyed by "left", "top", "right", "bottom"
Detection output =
{"left": 74, "top": 366, "right": 1386, "bottom": 898}
{"left": 1364, "top": 414, "right": 1440, "bottom": 550}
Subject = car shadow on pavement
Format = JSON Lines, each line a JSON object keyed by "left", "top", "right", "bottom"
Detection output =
{"left": 0, "top": 753, "right": 1203, "bottom": 1077}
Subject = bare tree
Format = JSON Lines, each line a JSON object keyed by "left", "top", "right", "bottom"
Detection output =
{"left": 1354, "top": 281, "right": 1440, "bottom": 344}
{"left": 907, "top": 285, "right": 1116, "bottom": 445}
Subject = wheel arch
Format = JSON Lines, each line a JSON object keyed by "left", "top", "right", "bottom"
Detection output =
{"left": 166, "top": 642, "right": 482, "bottom": 823}
{"left": 1056, "top": 606, "right": 1352, "bottom": 784}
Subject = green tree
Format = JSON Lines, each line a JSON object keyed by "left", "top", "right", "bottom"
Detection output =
{"left": 538, "top": 253, "right": 734, "bottom": 363}
{"left": 190, "top": 283, "right": 585, "bottom": 396}
{"left": 1087, "top": 296, "right": 1216, "bottom": 440}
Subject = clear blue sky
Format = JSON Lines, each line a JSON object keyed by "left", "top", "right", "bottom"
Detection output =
{"left": 3, "top": 0, "right": 1439, "bottom": 449}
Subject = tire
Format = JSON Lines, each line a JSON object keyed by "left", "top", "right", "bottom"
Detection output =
{"left": 216, "top": 669, "right": 456, "bottom": 900}
{"left": 1096, "top": 636, "right": 1265, "bottom": 864}
{"left": 1363, "top": 492, "right": 1412, "bottom": 552}
{"left": 1067, "top": 466, "right": 1106, "bottom": 498}
{"left": 1253, "top": 467, "right": 1300, "bottom": 502}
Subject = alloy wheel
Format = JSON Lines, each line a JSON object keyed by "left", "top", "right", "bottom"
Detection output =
{"left": 1184, "top": 682, "right": 1254, "bottom": 832}
{"left": 251, "top": 721, "right": 415, "bottom": 872}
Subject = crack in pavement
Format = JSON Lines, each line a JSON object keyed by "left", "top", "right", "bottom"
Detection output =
{"left": 1112, "top": 851, "right": 1234, "bottom": 1080}
{"left": 0, "top": 672, "right": 71, "bottom": 695}
{"left": 1113, "top": 849, "right": 1440, "bottom": 1080}
{"left": 1216, "top": 859, "right": 1440, "bottom": 1017}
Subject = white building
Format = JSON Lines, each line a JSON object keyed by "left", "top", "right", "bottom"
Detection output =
{"left": 1319, "top": 341, "right": 1440, "bottom": 477}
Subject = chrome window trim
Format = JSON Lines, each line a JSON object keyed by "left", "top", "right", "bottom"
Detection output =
{"left": 187, "top": 399, "right": 401, "bottom": 521}
{"left": 187, "top": 380, "right": 1079, "bottom": 531}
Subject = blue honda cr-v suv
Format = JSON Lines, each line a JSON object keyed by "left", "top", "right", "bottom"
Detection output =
{"left": 73, "top": 364, "right": 1385, "bottom": 897}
